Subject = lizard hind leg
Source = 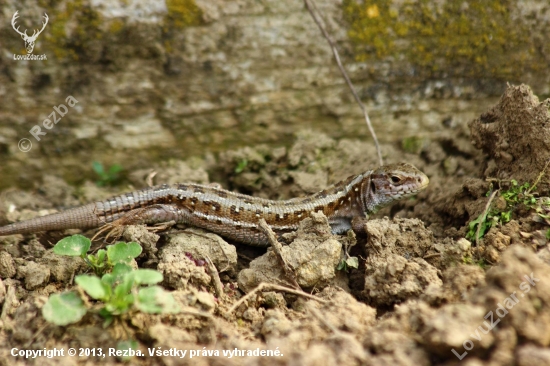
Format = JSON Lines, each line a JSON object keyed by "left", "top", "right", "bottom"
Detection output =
{"left": 91, "top": 204, "right": 184, "bottom": 242}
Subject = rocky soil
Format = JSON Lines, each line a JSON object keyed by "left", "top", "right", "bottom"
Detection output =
{"left": 1, "top": 84, "right": 550, "bottom": 365}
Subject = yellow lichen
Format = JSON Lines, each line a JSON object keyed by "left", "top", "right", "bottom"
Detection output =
{"left": 109, "top": 19, "right": 124, "bottom": 34}
{"left": 165, "top": 0, "right": 203, "bottom": 28}
{"left": 40, "top": 0, "right": 103, "bottom": 61}
{"left": 37, "top": 0, "right": 202, "bottom": 61}
{"left": 343, "top": 0, "right": 546, "bottom": 79}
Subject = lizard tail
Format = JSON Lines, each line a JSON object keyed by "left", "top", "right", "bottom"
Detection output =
{"left": 0, "top": 203, "right": 101, "bottom": 236}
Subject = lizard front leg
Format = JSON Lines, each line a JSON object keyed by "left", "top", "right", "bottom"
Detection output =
{"left": 351, "top": 216, "right": 369, "bottom": 235}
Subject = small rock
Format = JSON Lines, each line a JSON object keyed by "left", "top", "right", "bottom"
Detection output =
{"left": 39, "top": 251, "right": 85, "bottom": 283}
{"left": 122, "top": 225, "right": 160, "bottom": 261}
{"left": 17, "top": 262, "right": 50, "bottom": 290}
{"left": 421, "top": 303, "right": 494, "bottom": 354}
{"left": 517, "top": 344, "right": 550, "bottom": 366}
{"left": 362, "top": 218, "right": 441, "bottom": 306}
{"left": 456, "top": 238, "right": 472, "bottom": 252}
{"left": 164, "top": 229, "right": 237, "bottom": 273}
{"left": 0, "top": 251, "right": 16, "bottom": 278}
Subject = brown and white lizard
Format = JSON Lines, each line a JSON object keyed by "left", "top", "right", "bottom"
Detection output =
{"left": 0, "top": 163, "right": 428, "bottom": 246}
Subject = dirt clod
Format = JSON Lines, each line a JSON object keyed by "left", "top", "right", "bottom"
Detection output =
{"left": 238, "top": 212, "right": 342, "bottom": 291}
{"left": 17, "top": 261, "right": 50, "bottom": 290}
{"left": 362, "top": 218, "right": 441, "bottom": 306}
{"left": 469, "top": 84, "right": 550, "bottom": 185}
{"left": 0, "top": 251, "right": 16, "bottom": 278}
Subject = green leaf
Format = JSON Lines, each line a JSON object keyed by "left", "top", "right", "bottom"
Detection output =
{"left": 107, "top": 242, "right": 142, "bottom": 264}
{"left": 93, "top": 249, "right": 109, "bottom": 274}
{"left": 97, "top": 249, "right": 107, "bottom": 263}
{"left": 53, "top": 235, "right": 91, "bottom": 257}
{"left": 336, "top": 260, "right": 346, "bottom": 271}
{"left": 105, "top": 293, "right": 134, "bottom": 315}
{"left": 130, "top": 269, "right": 163, "bottom": 285}
{"left": 76, "top": 275, "right": 110, "bottom": 301}
{"left": 345, "top": 256, "right": 359, "bottom": 269}
{"left": 112, "top": 263, "right": 133, "bottom": 275}
{"left": 102, "top": 263, "right": 133, "bottom": 287}
{"left": 108, "top": 164, "right": 123, "bottom": 175}
{"left": 136, "top": 286, "right": 180, "bottom": 314}
{"left": 92, "top": 161, "right": 105, "bottom": 175}
{"left": 234, "top": 159, "right": 248, "bottom": 174}
{"left": 116, "top": 340, "right": 139, "bottom": 361}
{"left": 42, "top": 292, "right": 87, "bottom": 326}
{"left": 87, "top": 249, "right": 109, "bottom": 272}
{"left": 101, "top": 273, "right": 116, "bottom": 287}
{"left": 99, "top": 308, "right": 114, "bottom": 327}
{"left": 114, "top": 275, "right": 134, "bottom": 300}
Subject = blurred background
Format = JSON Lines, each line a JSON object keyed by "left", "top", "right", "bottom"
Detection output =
{"left": 0, "top": 0, "right": 549, "bottom": 190}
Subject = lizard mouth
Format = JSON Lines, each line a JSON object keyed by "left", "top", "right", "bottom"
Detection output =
{"left": 419, "top": 174, "right": 430, "bottom": 189}
{"left": 401, "top": 173, "right": 429, "bottom": 196}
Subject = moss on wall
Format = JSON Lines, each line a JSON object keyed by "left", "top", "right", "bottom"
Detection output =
{"left": 37, "top": 0, "right": 203, "bottom": 61}
{"left": 163, "top": 0, "right": 204, "bottom": 53}
{"left": 165, "top": 0, "right": 203, "bottom": 28}
{"left": 343, "top": 0, "right": 548, "bottom": 79}
{"left": 39, "top": 0, "right": 104, "bottom": 60}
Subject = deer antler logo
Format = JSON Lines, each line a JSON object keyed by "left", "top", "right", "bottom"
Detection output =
{"left": 11, "top": 11, "right": 49, "bottom": 54}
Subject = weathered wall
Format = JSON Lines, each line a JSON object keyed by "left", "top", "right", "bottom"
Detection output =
{"left": 0, "top": 0, "right": 548, "bottom": 189}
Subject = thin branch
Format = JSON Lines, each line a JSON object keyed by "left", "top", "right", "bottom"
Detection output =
{"left": 307, "top": 302, "right": 341, "bottom": 335}
{"left": 227, "top": 282, "right": 327, "bottom": 315}
{"left": 526, "top": 159, "right": 550, "bottom": 195}
{"left": 258, "top": 219, "right": 301, "bottom": 289}
{"left": 475, "top": 189, "right": 499, "bottom": 246}
{"left": 303, "top": 0, "right": 383, "bottom": 166}
{"left": 205, "top": 255, "right": 224, "bottom": 299}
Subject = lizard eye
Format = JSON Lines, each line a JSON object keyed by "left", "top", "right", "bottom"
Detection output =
{"left": 390, "top": 175, "right": 401, "bottom": 184}
{"left": 370, "top": 181, "right": 376, "bottom": 193}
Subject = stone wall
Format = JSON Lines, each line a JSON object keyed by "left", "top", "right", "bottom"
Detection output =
{"left": 0, "top": 0, "right": 548, "bottom": 189}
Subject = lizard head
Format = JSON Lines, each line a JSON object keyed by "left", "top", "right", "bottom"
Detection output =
{"left": 364, "top": 162, "right": 429, "bottom": 213}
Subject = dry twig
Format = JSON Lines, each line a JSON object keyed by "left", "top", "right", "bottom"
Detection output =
{"left": 257, "top": 219, "right": 301, "bottom": 289}
{"left": 205, "top": 255, "right": 224, "bottom": 299}
{"left": 303, "top": 0, "right": 383, "bottom": 166}
{"left": 475, "top": 189, "right": 499, "bottom": 246}
{"left": 227, "top": 282, "right": 327, "bottom": 315}
{"left": 526, "top": 159, "right": 550, "bottom": 195}
{"left": 307, "top": 302, "right": 341, "bottom": 335}
{"left": 146, "top": 170, "right": 157, "bottom": 187}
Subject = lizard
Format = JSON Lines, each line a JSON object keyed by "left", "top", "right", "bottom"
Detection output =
{"left": 0, "top": 163, "right": 428, "bottom": 246}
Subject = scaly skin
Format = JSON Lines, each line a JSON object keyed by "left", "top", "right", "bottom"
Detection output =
{"left": 0, "top": 163, "right": 429, "bottom": 246}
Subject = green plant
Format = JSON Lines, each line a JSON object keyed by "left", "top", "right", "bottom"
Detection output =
{"left": 92, "top": 161, "right": 123, "bottom": 186}
{"left": 466, "top": 180, "right": 538, "bottom": 242}
{"left": 336, "top": 256, "right": 359, "bottom": 271}
{"left": 234, "top": 159, "right": 248, "bottom": 174}
{"left": 43, "top": 236, "right": 180, "bottom": 326}
{"left": 54, "top": 234, "right": 142, "bottom": 275}
{"left": 115, "top": 340, "right": 140, "bottom": 361}
{"left": 476, "top": 258, "right": 488, "bottom": 269}
{"left": 401, "top": 136, "right": 425, "bottom": 154}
